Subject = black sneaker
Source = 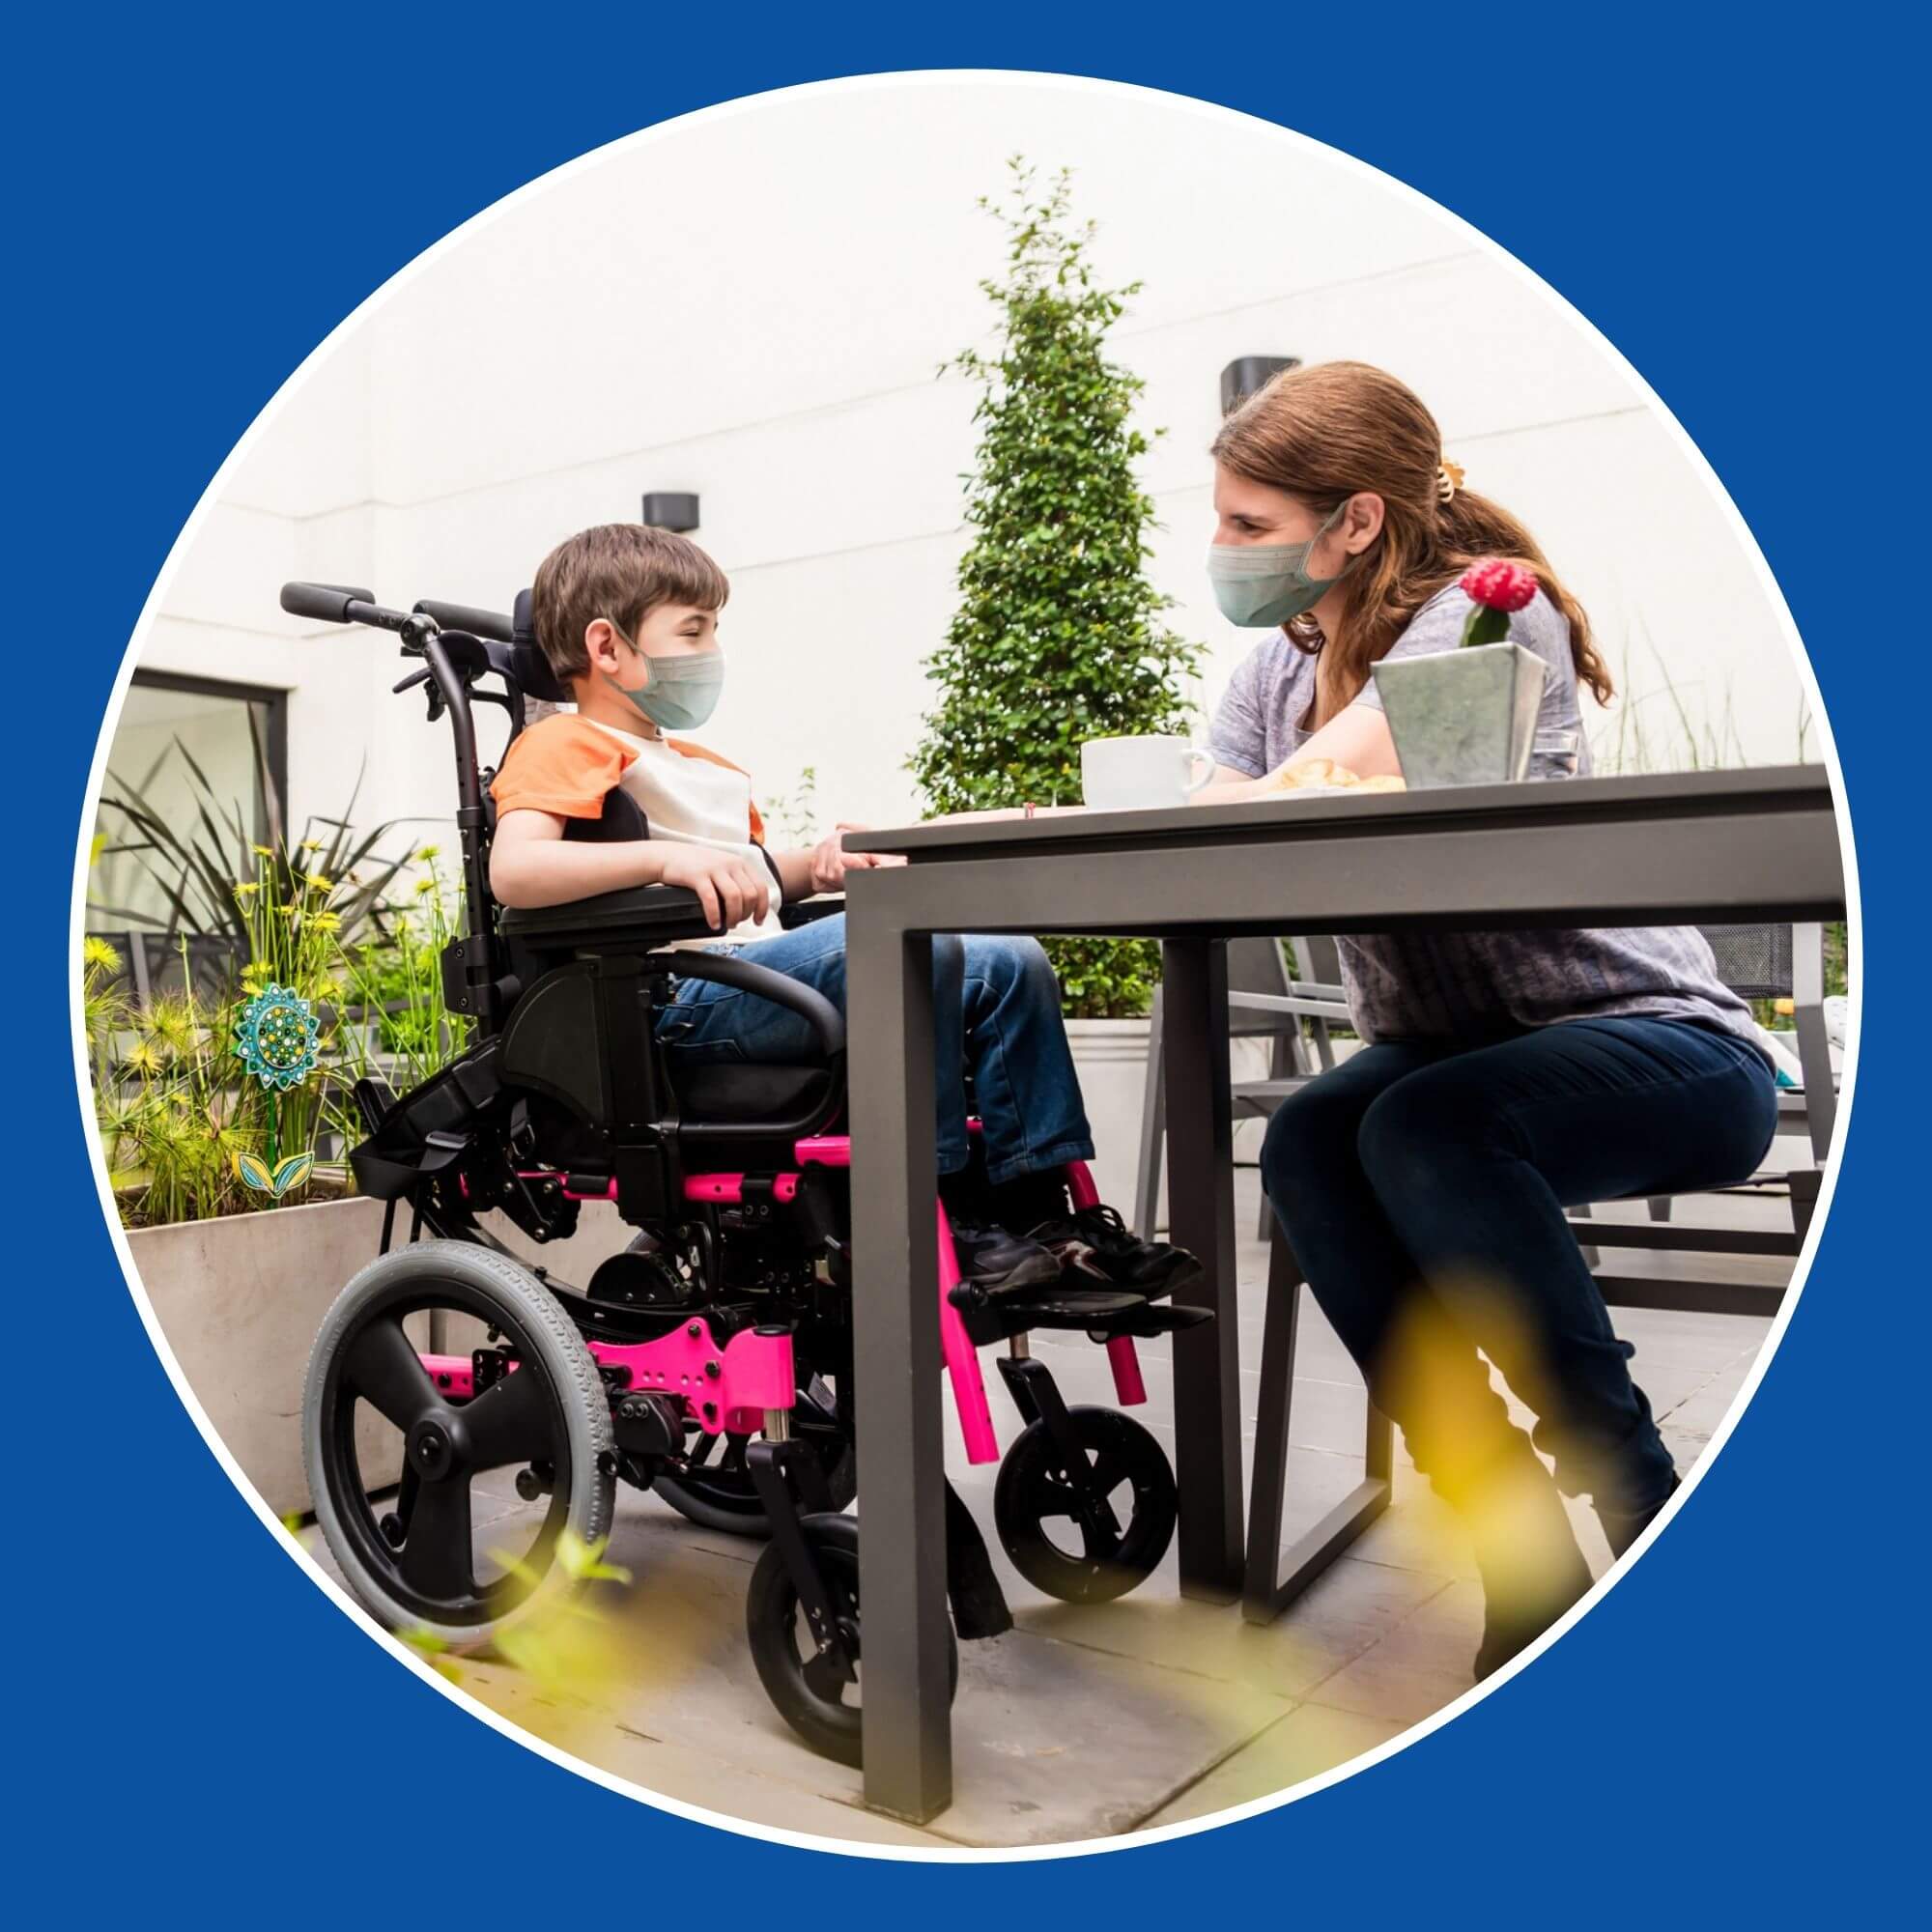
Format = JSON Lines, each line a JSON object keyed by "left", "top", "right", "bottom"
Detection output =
{"left": 1030, "top": 1204, "right": 1202, "bottom": 1299}
{"left": 947, "top": 1218, "right": 1062, "bottom": 1298}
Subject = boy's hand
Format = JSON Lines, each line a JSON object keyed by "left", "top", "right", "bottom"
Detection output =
{"left": 809, "top": 823, "right": 905, "bottom": 893}
{"left": 657, "top": 845, "right": 772, "bottom": 931}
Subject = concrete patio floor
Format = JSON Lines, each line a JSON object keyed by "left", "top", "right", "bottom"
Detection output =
{"left": 300, "top": 1167, "right": 1787, "bottom": 1851}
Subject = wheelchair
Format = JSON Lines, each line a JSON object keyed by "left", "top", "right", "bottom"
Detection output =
{"left": 283, "top": 580, "right": 1209, "bottom": 1765}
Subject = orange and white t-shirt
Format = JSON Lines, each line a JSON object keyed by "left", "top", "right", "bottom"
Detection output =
{"left": 490, "top": 712, "right": 782, "bottom": 940}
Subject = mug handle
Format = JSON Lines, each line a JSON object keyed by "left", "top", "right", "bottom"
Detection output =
{"left": 1181, "top": 748, "right": 1216, "bottom": 797}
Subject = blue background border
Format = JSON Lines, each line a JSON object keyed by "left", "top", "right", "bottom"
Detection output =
{"left": 17, "top": 5, "right": 1912, "bottom": 1915}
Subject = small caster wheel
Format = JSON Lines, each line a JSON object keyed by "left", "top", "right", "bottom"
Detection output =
{"left": 745, "top": 1514, "right": 957, "bottom": 1767}
{"left": 994, "top": 1406, "right": 1177, "bottom": 1604}
{"left": 379, "top": 1512, "right": 406, "bottom": 1548}
{"left": 515, "top": 1462, "right": 554, "bottom": 1502}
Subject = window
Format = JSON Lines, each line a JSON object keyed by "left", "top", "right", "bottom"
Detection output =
{"left": 91, "top": 672, "right": 288, "bottom": 998}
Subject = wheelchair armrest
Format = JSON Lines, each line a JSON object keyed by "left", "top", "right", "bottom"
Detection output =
{"left": 647, "top": 948, "right": 846, "bottom": 1064}
{"left": 499, "top": 883, "right": 725, "bottom": 949}
{"left": 779, "top": 894, "right": 844, "bottom": 930}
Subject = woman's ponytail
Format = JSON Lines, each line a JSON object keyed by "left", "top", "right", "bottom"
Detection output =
{"left": 1435, "top": 487, "right": 1614, "bottom": 705}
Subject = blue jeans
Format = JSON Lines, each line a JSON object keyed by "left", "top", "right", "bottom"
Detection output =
{"left": 654, "top": 913, "right": 1096, "bottom": 1185}
{"left": 1260, "top": 1017, "right": 1776, "bottom": 1516}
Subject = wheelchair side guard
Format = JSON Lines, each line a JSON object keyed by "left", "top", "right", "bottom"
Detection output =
{"left": 412, "top": 1319, "right": 795, "bottom": 1437}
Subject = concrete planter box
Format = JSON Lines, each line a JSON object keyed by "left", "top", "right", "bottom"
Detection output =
{"left": 128, "top": 1196, "right": 391, "bottom": 1517}
{"left": 126, "top": 1194, "right": 635, "bottom": 1518}
{"left": 1065, "top": 1019, "right": 1154, "bottom": 1213}
{"left": 1372, "top": 640, "right": 1547, "bottom": 788}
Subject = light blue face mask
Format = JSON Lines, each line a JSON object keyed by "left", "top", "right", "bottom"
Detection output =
{"left": 604, "top": 618, "right": 725, "bottom": 732}
{"left": 1206, "top": 500, "right": 1355, "bottom": 628}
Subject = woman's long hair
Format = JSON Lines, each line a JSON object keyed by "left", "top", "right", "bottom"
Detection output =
{"left": 1210, "top": 360, "right": 1613, "bottom": 725}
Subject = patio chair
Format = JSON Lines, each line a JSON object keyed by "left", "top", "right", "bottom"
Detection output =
{"left": 1572, "top": 922, "right": 1839, "bottom": 1320}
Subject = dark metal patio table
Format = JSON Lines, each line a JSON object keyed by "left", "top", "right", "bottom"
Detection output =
{"left": 842, "top": 764, "right": 1845, "bottom": 1821}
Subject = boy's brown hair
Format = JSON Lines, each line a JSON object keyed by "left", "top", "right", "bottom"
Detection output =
{"left": 529, "top": 523, "right": 729, "bottom": 683}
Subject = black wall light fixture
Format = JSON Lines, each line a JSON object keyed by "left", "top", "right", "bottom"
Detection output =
{"left": 1219, "top": 356, "right": 1300, "bottom": 416}
{"left": 640, "top": 493, "right": 701, "bottom": 533}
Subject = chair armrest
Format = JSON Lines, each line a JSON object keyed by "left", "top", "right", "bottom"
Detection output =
{"left": 499, "top": 883, "right": 724, "bottom": 949}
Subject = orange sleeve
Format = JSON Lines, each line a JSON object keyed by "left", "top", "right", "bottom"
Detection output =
{"left": 667, "top": 736, "right": 766, "bottom": 844}
{"left": 491, "top": 716, "right": 639, "bottom": 820}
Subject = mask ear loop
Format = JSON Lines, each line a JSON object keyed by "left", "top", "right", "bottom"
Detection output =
{"left": 1318, "top": 497, "right": 1362, "bottom": 584}
{"left": 1288, "top": 498, "right": 1362, "bottom": 652}
{"left": 601, "top": 615, "right": 650, "bottom": 683}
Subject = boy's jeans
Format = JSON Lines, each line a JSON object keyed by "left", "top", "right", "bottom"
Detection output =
{"left": 653, "top": 912, "right": 1095, "bottom": 1186}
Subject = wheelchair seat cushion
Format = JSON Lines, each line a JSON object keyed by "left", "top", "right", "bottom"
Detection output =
{"left": 675, "top": 1061, "right": 835, "bottom": 1124}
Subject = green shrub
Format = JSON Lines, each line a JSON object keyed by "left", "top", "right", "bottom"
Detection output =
{"left": 910, "top": 160, "right": 1202, "bottom": 1018}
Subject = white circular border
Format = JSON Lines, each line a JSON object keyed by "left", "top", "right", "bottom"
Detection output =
{"left": 68, "top": 69, "right": 1862, "bottom": 1862}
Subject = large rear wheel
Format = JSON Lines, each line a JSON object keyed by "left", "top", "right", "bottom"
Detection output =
{"left": 302, "top": 1240, "right": 614, "bottom": 1649}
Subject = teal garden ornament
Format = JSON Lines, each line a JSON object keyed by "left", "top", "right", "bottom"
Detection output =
{"left": 231, "top": 982, "right": 320, "bottom": 1197}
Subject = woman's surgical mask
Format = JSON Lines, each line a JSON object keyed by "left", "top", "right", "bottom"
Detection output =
{"left": 603, "top": 619, "right": 725, "bottom": 732}
{"left": 1206, "top": 500, "right": 1355, "bottom": 628}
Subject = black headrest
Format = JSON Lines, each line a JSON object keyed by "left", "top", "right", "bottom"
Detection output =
{"left": 510, "top": 589, "right": 569, "bottom": 704}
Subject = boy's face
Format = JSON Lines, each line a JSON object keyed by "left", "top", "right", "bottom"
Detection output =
{"left": 582, "top": 601, "right": 719, "bottom": 681}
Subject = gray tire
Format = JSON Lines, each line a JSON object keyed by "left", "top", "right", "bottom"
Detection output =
{"left": 302, "top": 1239, "right": 614, "bottom": 1650}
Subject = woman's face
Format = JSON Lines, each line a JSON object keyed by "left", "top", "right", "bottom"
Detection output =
{"left": 1211, "top": 465, "right": 1378, "bottom": 581}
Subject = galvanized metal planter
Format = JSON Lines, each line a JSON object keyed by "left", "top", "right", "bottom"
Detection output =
{"left": 1371, "top": 640, "right": 1548, "bottom": 788}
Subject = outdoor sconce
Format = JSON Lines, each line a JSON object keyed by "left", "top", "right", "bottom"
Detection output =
{"left": 641, "top": 492, "right": 701, "bottom": 532}
{"left": 1220, "top": 356, "right": 1300, "bottom": 416}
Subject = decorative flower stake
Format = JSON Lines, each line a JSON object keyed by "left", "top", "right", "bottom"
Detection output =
{"left": 1459, "top": 560, "right": 1539, "bottom": 647}
{"left": 232, "top": 981, "right": 320, "bottom": 1198}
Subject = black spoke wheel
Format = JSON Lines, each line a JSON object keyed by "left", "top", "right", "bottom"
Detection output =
{"left": 654, "top": 1378, "right": 855, "bottom": 1538}
{"left": 302, "top": 1241, "right": 613, "bottom": 1648}
{"left": 993, "top": 1406, "right": 1177, "bottom": 1604}
{"left": 745, "top": 1514, "right": 956, "bottom": 1767}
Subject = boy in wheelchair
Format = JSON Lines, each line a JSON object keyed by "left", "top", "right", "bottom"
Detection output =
{"left": 488, "top": 521, "right": 1195, "bottom": 1307}
{"left": 286, "top": 530, "right": 1210, "bottom": 1768}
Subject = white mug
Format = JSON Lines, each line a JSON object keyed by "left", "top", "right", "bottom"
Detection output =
{"left": 1080, "top": 735, "right": 1216, "bottom": 810}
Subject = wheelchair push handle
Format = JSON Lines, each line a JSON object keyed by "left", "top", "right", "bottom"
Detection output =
{"left": 283, "top": 582, "right": 510, "bottom": 644}
{"left": 280, "top": 581, "right": 388, "bottom": 626}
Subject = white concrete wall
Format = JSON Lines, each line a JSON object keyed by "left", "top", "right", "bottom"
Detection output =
{"left": 132, "top": 75, "right": 1813, "bottom": 853}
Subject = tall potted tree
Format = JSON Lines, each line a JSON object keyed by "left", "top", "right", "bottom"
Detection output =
{"left": 911, "top": 162, "right": 1202, "bottom": 1204}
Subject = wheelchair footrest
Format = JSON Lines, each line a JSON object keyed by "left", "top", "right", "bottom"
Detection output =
{"left": 1096, "top": 1301, "right": 1214, "bottom": 1339}
{"left": 951, "top": 1283, "right": 1206, "bottom": 1345}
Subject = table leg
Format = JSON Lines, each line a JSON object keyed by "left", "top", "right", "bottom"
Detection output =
{"left": 1159, "top": 937, "right": 1244, "bottom": 1601}
{"left": 847, "top": 917, "right": 952, "bottom": 1822}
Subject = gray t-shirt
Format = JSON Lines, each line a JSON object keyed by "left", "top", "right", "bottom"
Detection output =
{"left": 1208, "top": 583, "right": 1767, "bottom": 1057}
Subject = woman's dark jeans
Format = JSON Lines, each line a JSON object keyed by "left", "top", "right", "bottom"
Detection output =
{"left": 1260, "top": 1017, "right": 1777, "bottom": 1518}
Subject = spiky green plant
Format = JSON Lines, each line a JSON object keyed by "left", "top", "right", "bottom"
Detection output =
{"left": 332, "top": 847, "right": 473, "bottom": 1094}
{"left": 910, "top": 160, "right": 1203, "bottom": 1018}
{"left": 91, "top": 735, "right": 407, "bottom": 972}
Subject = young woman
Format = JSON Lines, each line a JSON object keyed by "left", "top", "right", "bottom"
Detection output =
{"left": 1201, "top": 361, "right": 1776, "bottom": 1676}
